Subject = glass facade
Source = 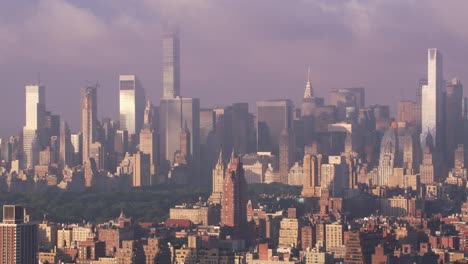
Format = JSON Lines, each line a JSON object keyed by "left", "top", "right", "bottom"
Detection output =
{"left": 163, "top": 31, "right": 180, "bottom": 99}
{"left": 159, "top": 97, "right": 200, "bottom": 169}
{"left": 119, "top": 75, "right": 145, "bottom": 136}
{"left": 421, "top": 48, "right": 443, "bottom": 149}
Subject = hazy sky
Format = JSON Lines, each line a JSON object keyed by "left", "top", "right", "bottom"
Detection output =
{"left": 1, "top": 0, "right": 468, "bottom": 137}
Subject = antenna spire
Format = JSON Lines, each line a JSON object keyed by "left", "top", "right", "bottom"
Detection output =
{"left": 303, "top": 67, "right": 312, "bottom": 98}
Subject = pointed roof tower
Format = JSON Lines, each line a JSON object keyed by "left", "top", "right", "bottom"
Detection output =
{"left": 217, "top": 149, "right": 223, "bottom": 165}
{"left": 304, "top": 67, "right": 313, "bottom": 98}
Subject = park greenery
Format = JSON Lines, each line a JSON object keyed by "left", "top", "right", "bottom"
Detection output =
{"left": 0, "top": 183, "right": 301, "bottom": 224}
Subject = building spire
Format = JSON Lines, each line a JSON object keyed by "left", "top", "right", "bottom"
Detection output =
{"left": 304, "top": 66, "right": 312, "bottom": 98}
{"left": 230, "top": 149, "right": 237, "bottom": 164}
{"left": 217, "top": 149, "right": 223, "bottom": 165}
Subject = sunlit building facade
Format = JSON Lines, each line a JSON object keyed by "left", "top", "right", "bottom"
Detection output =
{"left": 119, "top": 75, "right": 146, "bottom": 136}
{"left": 23, "top": 84, "right": 45, "bottom": 169}
{"left": 421, "top": 48, "right": 444, "bottom": 150}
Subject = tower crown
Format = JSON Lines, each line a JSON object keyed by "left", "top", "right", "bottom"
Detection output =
{"left": 304, "top": 67, "right": 313, "bottom": 98}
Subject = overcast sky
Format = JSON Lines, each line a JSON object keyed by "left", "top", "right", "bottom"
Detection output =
{"left": 1, "top": 0, "right": 468, "bottom": 137}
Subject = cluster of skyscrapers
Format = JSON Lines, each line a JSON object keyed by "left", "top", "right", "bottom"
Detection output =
{"left": 0, "top": 30, "right": 466, "bottom": 200}
{"left": 1, "top": 24, "right": 468, "bottom": 262}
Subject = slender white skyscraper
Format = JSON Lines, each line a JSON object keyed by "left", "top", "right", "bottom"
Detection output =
{"left": 421, "top": 48, "right": 444, "bottom": 149}
{"left": 22, "top": 84, "right": 45, "bottom": 169}
{"left": 162, "top": 28, "right": 180, "bottom": 99}
{"left": 25, "top": 85, "right": 45, "bottom": 130}
{"left": 81, "top": 85, "right": 98, "bottom": 165}
{"left": 119, "top": 75, "right": 146, "bottom": 136}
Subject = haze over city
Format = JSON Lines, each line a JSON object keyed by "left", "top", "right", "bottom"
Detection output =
{"left": 2, "top": 0, "right": 468, "bottom": 136}
{"left": 2, "top": 1, "right": 468, "bottom": 263}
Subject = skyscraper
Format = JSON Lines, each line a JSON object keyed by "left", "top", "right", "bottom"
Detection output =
{"left": 24, "top": 85, "right": 46, "bottom": 130}
{"left": 162, "top": 28, "right": 180, "bottom": 99}
{"left": 159, "top": 97, "right": 200, "bottom": 175}
{"left": 301, "top": 154, "right": 321, "bottom": 197}
{"left": 378, "top": 130, "right": 397, "bottom": 186}
{"left": 445, "top": 79, "right": 463, "bottom": 165}
{"left": 421, "top": 48, "right": 444, "bottom": 150}
{"left": 256, "top": 100, "right": 293, "bottom": 154}
{"left": 0, "top": 205, "right": 37, "bottom": 264}
{"left": 81, "top": 85, "right": 98, "bottom": 165}
{"left": 301, "top": 68, "right": 324, "bottom": 117}
{"left": 139, "top": 101, "right": 158, "bottom": 176}
{"left": 221, "top": 152, "right": 247, "bottom": 238}
{"left": 70, "top": 133, "right": 82, "bottom": 165}
{"left": 231, "top": 103, "right": 249, "bottom": 155}
{"left": 59, "top": 121, "right": 73, "bottom": 168}
{"left": 209, "top": 150, "right": 225, "bottom": 205}
{"left": 22, "top": 84, "right": 46, "bottom": 169}
{"left": 279, "top": 129, "right": 295, "bottom": 184}
{"left": 132, "top": 151, "right": 151, "bottom": 187}
{"left": 119, "top": 75, "right": 146, "bottom": 136}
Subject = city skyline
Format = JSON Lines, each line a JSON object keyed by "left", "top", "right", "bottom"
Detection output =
{"left": 2, "top": 1, "right": 468, "bottom": 136}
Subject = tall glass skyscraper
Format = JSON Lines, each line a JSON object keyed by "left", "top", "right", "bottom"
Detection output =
{"left": 421, "top": 48, "right": 444, "bottom": 150}
{"left": 162, "top": 29, "right": 180, "bottom": 99}
{"left": 119, "top": 75, "right": 146, "bottom": 136}
{"left": 159, "top": 97, "right": 200, "bottom": 169}
{"left": 22, "top": 84, "right": 45, "bottom": 169}
{"left": 81, "top": 85, "right": 98, "bottom": 165}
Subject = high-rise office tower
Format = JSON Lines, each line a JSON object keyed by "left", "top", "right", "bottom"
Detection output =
{"left": 421, "top": 48, "right": 444, "bottom": 151}
{"left": 43, "top": 111, "right": 60, "bottom": 147}
{"left": 256, "top": 100, "right": 293, "bottom": 154}
{"left": 200, "top": 109, "right": 217, "bottom": 182}
{"left": 0, "top": 205, "right": 37, "bottom": 264}
{"left": 209, "top": 150, "right": 225, "bottom": 205}
{"left": 378, "top": 130, "right": 397, "bottom": 186}
{"left": 70, "top": 133, "right": 82, "bottom": 166}
{"left": 139, "top": 101, "right": 158, "bottom": 176}
{"left": 445, "top": 79, "right": 463, "bottom": 165}
{"left": 24, "top": 85, "right": 46, "bottom": 130}
{"left": 132, "top": 151, "right": 151, "bottom": 187}
{"left": 159, "top": 97, "right": 200, "bottom": 174}
{"left": 119, "top": 75, "right": 146, "bottom": 136}
{"left": 22, "top": 84, "right": 46, "bottom": 169}
{"left": 81, "top": 85, "right": 98, "bottom": 165}
{"left": 59, "top": 121, "right": 73, "bottom": 168}
{"left": 162, "top": 28, "right": 180, "bottom": 99}
{"left": 221, "top": 152, "right": 247, "bottom": 238}
{"left": 279, "top": 129, "right": 295, "bottom": 184}
{"left": 89, "top": 142, "right": 105, "bottom": 171}
{"left": 231, "top": 103, "right": 249, "bottom": 155}
{"left": 214, "top": 107, "right": 233, "bottom": 160}
{"left": 301, "top": 154, "right": 320, "bottom": 197}
{"left": 420, "top": 145, "right": 435, "bottom": 184}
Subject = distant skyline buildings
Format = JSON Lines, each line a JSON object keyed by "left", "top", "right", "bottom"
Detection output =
{"left": 256, "top": 99, "right": 293, "bottom": 154}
